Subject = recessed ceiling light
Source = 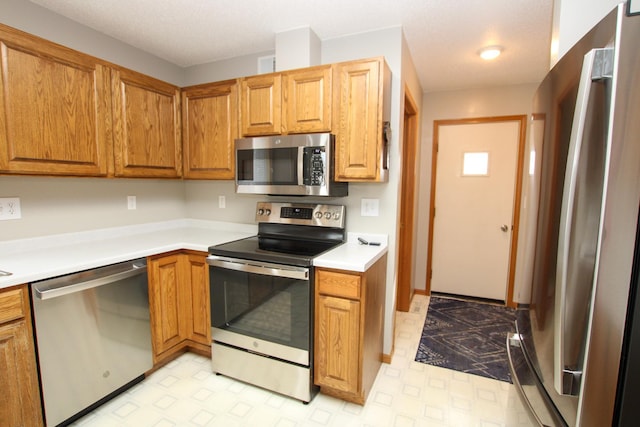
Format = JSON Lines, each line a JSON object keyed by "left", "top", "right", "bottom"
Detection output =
{"left": 478, "top": 46, "right": 503, "bottom": 60}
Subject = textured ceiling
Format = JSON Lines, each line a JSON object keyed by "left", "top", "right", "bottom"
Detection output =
{"left": 28, "top": 0, "right": 553, "bottom": 92}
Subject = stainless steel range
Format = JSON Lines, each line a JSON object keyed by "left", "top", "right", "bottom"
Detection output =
{"left": 206, "top": 201, "right": 346, "bottom": 402}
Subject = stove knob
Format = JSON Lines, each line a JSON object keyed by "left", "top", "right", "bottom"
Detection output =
{"left": 333, "top": 212, "right": 341, "bottom": 220}
{"left": 315, "top": 211, "right": 323, "bottom": 219}
{"left": 324, "top": 212, "right": 332, "bottom": 220}
{"left": 265, "top": 209, "right": 271, "bottom": 216}
{"left": 258, "top": 208, "right": 264, "bottom": 216}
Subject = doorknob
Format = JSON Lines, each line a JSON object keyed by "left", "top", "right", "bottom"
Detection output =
{"left": 501, "top": 224, "right": 509, "bottom": 232}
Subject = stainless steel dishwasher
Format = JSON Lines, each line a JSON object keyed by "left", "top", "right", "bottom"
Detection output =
{"left": 31, "top": 258, "right": 153, "bottom": 426}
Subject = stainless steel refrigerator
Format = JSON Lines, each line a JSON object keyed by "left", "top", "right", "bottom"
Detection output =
{"left": 508, "top": 2, "right": 640, "bottom": 426}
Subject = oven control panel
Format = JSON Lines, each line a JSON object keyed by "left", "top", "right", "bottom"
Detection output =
{"left": 256, "top": 202, "right": 345, "bottom": 228}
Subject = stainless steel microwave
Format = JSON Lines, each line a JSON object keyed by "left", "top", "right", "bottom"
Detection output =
{"left": 235, "top": 133, "right": 348, "bottom": 197}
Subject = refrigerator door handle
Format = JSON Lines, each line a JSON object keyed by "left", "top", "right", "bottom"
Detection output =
{"left": 554, "top": 47, "right": 613, "bottom": 396}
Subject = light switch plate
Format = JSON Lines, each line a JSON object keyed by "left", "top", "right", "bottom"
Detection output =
{"left": 361, "top": 198, "right": 380, "bottom": 217}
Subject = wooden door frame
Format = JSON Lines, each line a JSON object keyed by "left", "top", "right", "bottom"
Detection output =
{"left": 396, "top": 87, "right": 419, "bottom": 312}
{"left": 425, "top": 115, "right": 527, "bottom": 308}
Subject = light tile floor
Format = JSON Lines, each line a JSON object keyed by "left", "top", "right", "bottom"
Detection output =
{"left": 71, "top": 295, "right": 534, "bottom": 426}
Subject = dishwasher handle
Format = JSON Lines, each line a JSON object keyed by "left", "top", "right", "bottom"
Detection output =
{"left": 33, "top": 259, "right": 147, "bottom": 301}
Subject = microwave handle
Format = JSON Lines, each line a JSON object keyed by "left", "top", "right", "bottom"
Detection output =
{"left": 297, "top": 147, "right": 305, "bottom": 185}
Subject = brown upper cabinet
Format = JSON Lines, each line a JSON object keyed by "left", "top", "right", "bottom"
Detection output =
{"left": 0, "top": 25, "right": 112, "bottom": 176}
{"left": 283, "top": 65, "right": 332, "bottom": 134}
{"left": 240, "top": 72, "right": 282, "bottom": 136}
{"left": 0, "top": 23, "right": 392, "bottom": 183}
{"left": 333, "top": 57, "right": 391, "bottom": 182}
{"left": 0, "top": 23, "right": 182, "bottom": 179}
{"left": 182, "top": 80, "right": 238, "bottom": 179}
{"left": 112, "top": 67, "right": 182, "bottom": 178}
{"left": 240, "top": 64, "right": 332, "bottom": 137}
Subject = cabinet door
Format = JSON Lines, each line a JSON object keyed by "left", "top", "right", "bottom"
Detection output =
{"left": 182, "top": 80, "right": 238, "bottom": 179}
{"left": 183, "top": 252, "right": 211, "bottom": 346}
{"left": 148, "top": 253, "right": 188, "bottom": 361}
{"left": 0, "top": 26, "right": 111, "bottom": 176}
{"left": 333, "top": 58, "right": 389, "bottom": 181}
{"left": 0, "top": 286, "right": 43, "bottom": 427}
{"left": 315, "top": 294, "right": 360, "bottom": 394}
{"left": 112, "top": 67, "right": 182, "bottom": 178}
{"left": 283, "top": 65, "right": 331, "bottom": 133}
{"left": 240, "top": 73, "right": 282, "bottom": 136}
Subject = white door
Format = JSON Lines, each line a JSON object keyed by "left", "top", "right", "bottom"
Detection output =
{"left": 431, "top": 120, "right": 520, "bottom": 301}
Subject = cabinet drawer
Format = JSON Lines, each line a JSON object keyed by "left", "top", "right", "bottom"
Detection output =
{"left": 0, "top": 287, "right": 26, "bottom": 324}
{"left": 316, "top": 269, "right": 361, "bottom": 300}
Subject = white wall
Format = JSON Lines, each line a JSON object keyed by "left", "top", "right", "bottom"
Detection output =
{"left": 0, "top": 0, "right": 184, "bottom": 85}
{"left": 0, "top": 176, "right": 186, "bottom": 240}
{"left": 551, "top": 0, "right": 621, "bottom": 66}
{"left": 414, "top": 84, "right": 538, "bottom": 302}
{"left": 183, "top": 51, "right": 274, "bottom": 86}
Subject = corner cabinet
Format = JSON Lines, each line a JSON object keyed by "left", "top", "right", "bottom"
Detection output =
{"left": 0, "top": 25, "right": 111, "bottom": 177}
{"left": 0, "top": 284, "right": 44, "bottom": 426}
{"left": 333, "top": 57, "right": 391, "bottom": 182}
{"left": 111, "top": 67, "right": 182, "bottom": 178}
{"left": 314, "top": 254, "right": 387, "bottom": 404}
{"left": 182, "top": 80, "right": 238, "bottom": 179}
{"left": 148, "top": 250, "right": 211, "bottom": 366}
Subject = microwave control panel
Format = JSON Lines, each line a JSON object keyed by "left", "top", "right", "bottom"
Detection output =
{"left": 303, "top": 147, "right": 326, "bottom": 186}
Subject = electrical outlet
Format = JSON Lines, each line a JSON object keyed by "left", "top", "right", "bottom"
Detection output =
{"left": 218, "top": 196, "right": 226, "bottom": 209}
{"left": 127, "top": 196, "right": 136, "bottom": 210}
{"left": 361, "top": 198, "right": 380, "bottom": 217}
{"left": 0, "top": 197, "right": 22, "bottom": 220}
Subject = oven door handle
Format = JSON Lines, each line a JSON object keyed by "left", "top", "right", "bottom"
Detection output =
{"left": 207, "top": 255, "right": 309, "bottom": 280}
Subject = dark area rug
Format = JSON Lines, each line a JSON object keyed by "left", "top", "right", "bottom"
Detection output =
{"left": 415, "top": 296, "right": 517, "bottom": 382}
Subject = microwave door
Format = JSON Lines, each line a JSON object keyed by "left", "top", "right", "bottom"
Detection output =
{"left": 236, "top": 146, "right": 303, "bottom": 195}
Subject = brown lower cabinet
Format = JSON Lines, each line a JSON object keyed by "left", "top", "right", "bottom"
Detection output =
{"left": 0, "top": 284, "right": 44, "bottom": 427}
{"left": 148, "top": 250, "right": 211, "bottom": 366}
{"left": 314, "top": 254, "right": 387, "bottom": 404}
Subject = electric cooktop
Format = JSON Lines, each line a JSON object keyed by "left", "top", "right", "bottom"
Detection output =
{"left": 208, "top": 202, "right": 346, "bottom": 267}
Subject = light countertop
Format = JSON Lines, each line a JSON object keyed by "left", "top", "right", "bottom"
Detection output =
{"left": 0, "top": 219, "right": 256, "bottom": 289}
{"left": 313, "top": 232, "right": 388, "bottom": 272}
{"left": 0, "top": 222, "right": 388, "bottom": 289}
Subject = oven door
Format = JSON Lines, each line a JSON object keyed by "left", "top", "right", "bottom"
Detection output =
{"left": 207, "top": 255, "right": 311, "bottom": 366}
